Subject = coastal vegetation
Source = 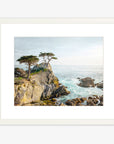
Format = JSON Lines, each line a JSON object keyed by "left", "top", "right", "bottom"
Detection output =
{"left": 39, "top": 52, "right": 57, "bottom": 66}
{"left": 17, "top": 52, "right": 57, "bottom": 80}
{"left": 17, "top": 55, "right": 39, "bottom": 80}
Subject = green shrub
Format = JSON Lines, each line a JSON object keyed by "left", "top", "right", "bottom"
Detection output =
{"left": 31, "top": 68, "right": 48, "bottom": 75}
{"left": 14, "top": 77, "right": 24, "bottom": 85}
{"left": 18, "top": 77, "right": 23, "bottom": 80}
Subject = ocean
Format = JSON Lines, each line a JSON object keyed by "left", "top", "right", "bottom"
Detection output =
{"left": 52, "top": 65, "right": 103, "bottom": 103}
{"left": 15, "top": 64, "right": 103, "bottom": 103}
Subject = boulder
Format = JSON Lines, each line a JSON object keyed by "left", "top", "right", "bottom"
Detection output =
{"left": 15, "top": 68, "right": 27, "bottom": 77}
{"left": 98, "top": 102, "right": 103, "bottom": 106}
{"left": 72, "top": 98, "right": 82, "bottom": 104}
{"left": 65, "top": 96, "right": 102, "bottom": 106}
{"left": 87, "top": 99, "right": 96, "bottom": 106}
{"left": 59, "top": 103, "right": 66, "bottom": 106}
{"left": 96, "top": 82, "right": 103, "bottom": 89}
{"left": 77, "top": 77, "right": 80, "bottom": 80}
{"left": 80, "top": 97, "right": 87, "bottom": 102}
{"left": 78, "top": 77, "right": 95, "bottom": 87}
{"left": 52, "top": 86, "right": 70, "bottom": 98}
{"left": 98, "top": 96, "right": 103, "bottom": 106}
{"left": 65, "top": 97, "right": 87, "bottom": 106}
{"left": 51, "top": 98, "right": 57, "bottom": 102}
{"left": 65, "top": 100, "right": 74, "bottom": 106}
{"left": 87, "top": 95, "right": 101, "bottom": 106}
{"left": 99, "top": 95, "right": 103, "bottom": 102}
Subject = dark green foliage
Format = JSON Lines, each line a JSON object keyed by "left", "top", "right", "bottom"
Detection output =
{"left": 39, "top": 52, "right": 47, "bottom": 57}
{"left": 17, "top": 55, "right": 39, "bottom": 80}
{"left": 17, "top": 77, "right": 23, "bottom": 80}
{"left": 47, "top": 52, "right": 55, "bottom": 57}
{"left": 38, "top": 52, "right": 57, "bottom": 64}
{"left": 17, "top": 55, "right": 39, "bottom": 65}
{"left": 31, "top": 67, "right": 48, "bottom": 75}
{"left": 39, "top": 52, "right": 47, "bottom": 63}
{"left": 51, "top": 56, "right": 57, "bottom": 60}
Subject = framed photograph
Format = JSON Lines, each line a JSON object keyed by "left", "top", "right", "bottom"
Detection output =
{"left": 0, "top": 18, "right": 114, "bottom": 125}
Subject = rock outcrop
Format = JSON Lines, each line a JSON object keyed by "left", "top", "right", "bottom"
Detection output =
{"left": 78, "top": 77, "right": 95, "bottom": 87}
{"left": 31, "top": 63, "right": 52, "bottom": 72}
{"left": 65, "top": 95, "right": 103, "bottom": 106}
{"left": 14, "top": 80, "right": 44, "bottom": 105}
{"left": 14, "top": 67, "right": 70, "bottom": 106}
{"left": 51, "top": 86, "right": 70, "bottom": 98}
{"left": 95, "top": 81, "right": 103, "bottom": 89}
{"left": 15, "top": 68, "right": 27, "bottom": 77}
{"left": 65, "top": 97, "right": 87, "bottom": 106}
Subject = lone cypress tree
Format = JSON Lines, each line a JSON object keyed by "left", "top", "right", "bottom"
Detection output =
{"left": 17, "top": 55, "right": 39, "bottom": 80}
{"left": 39, "top": 52, "right": 57, "bottom": 65}
{"left": 39, "top": 52, "right": 47, "bottom": 63}
{"left": 47, "top": 53, "right": 57, "bottom": 65}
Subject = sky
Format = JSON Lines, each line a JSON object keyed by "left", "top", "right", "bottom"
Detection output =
{"left": 14, "top": 37, "right": 103, "bottom": 66}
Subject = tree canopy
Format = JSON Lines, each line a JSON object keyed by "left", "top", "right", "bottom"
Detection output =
{"left": 39, "top": 52, "right": 47, "bottom": 57}
{"left": 17, "top": 55, "right": 39, "bottom": 80}
{"left": 17, "top": 55, "right": 39, "bottom": 65}
{"left": 16, "top": 53, "right": 57, "bottom": 80}
{"left": 39, "top": 52, "right": 57, "bottom": 65}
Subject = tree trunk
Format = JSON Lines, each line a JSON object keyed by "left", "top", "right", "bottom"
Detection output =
{"left": 43, "top": 56, "right": 46, "bottom": 64}
{"left": 47, "top": 58, "right": 51, "bottom": 66}
{"left": 47, "top": 61, "right": 49, "bottom": 66}
{"left": 28, "top": 64, "right": 31, "bottom": 80}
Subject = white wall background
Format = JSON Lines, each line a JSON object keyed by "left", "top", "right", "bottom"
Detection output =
{"left": 0, "top": 0, "right": 114, "bottom": 144}
{"left": 0, "top": 0, "right": 114, "bottom": 17}
{"left": 0, "top": 126, "right": 114, "bottom": 144}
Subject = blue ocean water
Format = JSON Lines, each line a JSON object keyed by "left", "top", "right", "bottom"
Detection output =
{"left": 52, "top": 65, "right": 103, "bottom": 103}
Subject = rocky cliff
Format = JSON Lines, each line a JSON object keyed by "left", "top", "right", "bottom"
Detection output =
{"left": 14, "top": 64, "right": 70, "bottom": 106}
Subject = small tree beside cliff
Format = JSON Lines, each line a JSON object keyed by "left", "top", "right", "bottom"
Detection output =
{"left": 47, "top": 53, "right": 57, "bottom": 65}
{"left": 39, "top": 52, "right": 57, "bottom": 65}
{"left": 39, "top": 52, "right": 47, "bottom": 63}
{"left": 17, "top": 55, "right": 39, "bottom": 80}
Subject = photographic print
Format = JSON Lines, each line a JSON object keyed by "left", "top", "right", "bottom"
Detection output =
{"left": 14, "top": 37, "right": 103, "bottom": 106}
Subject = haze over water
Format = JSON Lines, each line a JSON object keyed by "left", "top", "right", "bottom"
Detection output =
{"left": 15, "top": 37, "right": 103, "bottom": 66}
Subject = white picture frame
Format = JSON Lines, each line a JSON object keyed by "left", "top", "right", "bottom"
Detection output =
{"left": 0, "top": 18, "right": 114, "bottom": 125}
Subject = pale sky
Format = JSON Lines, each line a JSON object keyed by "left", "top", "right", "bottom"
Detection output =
{"left": 15, "top": 37, "right": 103, "bottom": 66}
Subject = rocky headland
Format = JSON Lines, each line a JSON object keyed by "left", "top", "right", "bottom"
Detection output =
{"left": 14, "top": 63, "right": 70, "bottom": 106}
{"left": 14, "top": 64, "right": 103, "bottom": 106}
